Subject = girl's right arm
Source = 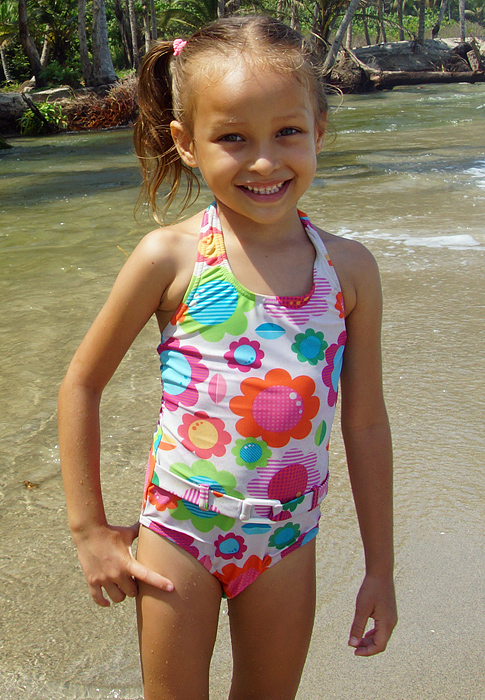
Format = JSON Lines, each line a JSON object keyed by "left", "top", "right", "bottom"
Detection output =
{"left": 58, "top": 228, "right": 190, "bottom": 606}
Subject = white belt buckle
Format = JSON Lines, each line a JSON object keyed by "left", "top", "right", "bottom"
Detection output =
{"left": 239, "top": 497, "right": 283, "bottom": 523}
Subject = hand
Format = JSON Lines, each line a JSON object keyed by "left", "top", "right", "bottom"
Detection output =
{"left": 73, "top": 522, "right": 174, "bottom": 607}
{"left": 348, "top": 573, "right": 397, "bottom": 656}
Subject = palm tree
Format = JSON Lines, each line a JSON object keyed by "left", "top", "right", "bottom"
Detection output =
{"left": 78, "top": 0, "right": 93, "bottom": 85}
{"left": 127, "top": 0, "right": 139, "bottom": 70}
{"left": 459, "top": 0, "right": 467, "bottom": 40}
{"left": 18, "top": 0, "right": 44, "bottom": 85}
{"left": 432, "top": 0, "right": 449, "bottom": 38}
{"left": 0, "top": 0, "right": 17, "bottom": 82}
{"left": 92, "top": 0, "right": 117, "bottom": 84}
{"left": 417, "top": 0, "right": 426, "bottom": 43}
{"left": 322, "top": 0, "right": 363, "bottom": 72}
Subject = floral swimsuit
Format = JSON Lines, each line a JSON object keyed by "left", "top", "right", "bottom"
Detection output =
{"left": 139, "top": 202, "right": 346, "bottom": 598}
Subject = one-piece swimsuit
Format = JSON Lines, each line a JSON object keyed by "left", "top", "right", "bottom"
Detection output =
{"left": 139, "top": 202, "right": 346, "bottom": 598}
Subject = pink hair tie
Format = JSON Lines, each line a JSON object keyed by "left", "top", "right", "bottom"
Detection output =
{"left": 173, "top": 39, "right": 187, "bottom": 57}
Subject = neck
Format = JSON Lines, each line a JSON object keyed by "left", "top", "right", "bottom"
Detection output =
{"left": 215, "top": 200, "right": 307, "bottom": 248}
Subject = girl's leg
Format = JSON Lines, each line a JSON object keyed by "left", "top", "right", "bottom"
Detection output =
{"left": 227, "top": 540, "right": 316, "bottom": 700}
{"left": 136, "top": 525, "right": 222, "bottom": 700}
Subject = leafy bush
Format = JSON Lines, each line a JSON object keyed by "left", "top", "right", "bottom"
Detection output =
{"left": 38, "top": 59, "right": 82, "bottom": 88}
{"left": 19, "top": 102, "right": 67, "bottom": 135}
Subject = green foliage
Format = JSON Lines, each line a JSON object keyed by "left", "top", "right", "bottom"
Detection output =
{"left": 39, "top": 58, "right": 82, "bottom": 87}
{"left": 19, "top": 101, "right": 66, "bottom": 135}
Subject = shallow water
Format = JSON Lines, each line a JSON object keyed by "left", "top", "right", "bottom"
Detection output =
{"left": 0, "top": 83, "right": 484, "bottom": 699}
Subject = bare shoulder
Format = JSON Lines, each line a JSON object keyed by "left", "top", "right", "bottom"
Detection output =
{"left": 128, "top": 210, "right": 203, "bottom": 312}
{"left": 315, "top": 226, "right": 381, "bottom": 316}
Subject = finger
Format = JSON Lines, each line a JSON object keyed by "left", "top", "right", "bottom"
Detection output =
{"left": 129, "top": 559, "right": 174, "bottom": 592}
{"left": 88, "top": 584, "right": 111, "bottom": 608}
{"left": 348, "top": 609, "right": 371, "bottom": 648}
{"left": 354, "top": 626, "right": 389, "bottom": 656}
{"left": 103, "top": 582, "right": 127, "bottom": 604}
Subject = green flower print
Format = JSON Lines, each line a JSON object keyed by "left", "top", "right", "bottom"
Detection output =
{"left": 232, "top": 438, "right": 272, "bottom": 470}
{"left": 282, "top": 494, "right": 305, "bottom": 513}
{"left": 169, "top": 459, "right": 243, "bottom": 533}
{"left": 180, "top": 268, "right": 255, "bottom": 343}
{"left": 291, "top": 328, "right": 328, "bottom": 366}
{"left": 268, "top": 522, "right": 301, "bottom": 550}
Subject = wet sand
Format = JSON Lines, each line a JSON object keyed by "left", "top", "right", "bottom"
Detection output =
{"left": 1, "top": 235, "right": 483, "bottom": 700}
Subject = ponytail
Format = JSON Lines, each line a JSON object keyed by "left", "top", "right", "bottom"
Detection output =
{"left": 134, "top": 41, "right": 198, "bottom": 222}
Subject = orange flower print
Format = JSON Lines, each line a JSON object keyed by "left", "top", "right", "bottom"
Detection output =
{"left": 335, "top": 291, "right": 345, "bottom": 319}
{"left": 229, "top": 368, "right": 320, "bottom": 448}
{"left": 178, "top": 411, "right": 231, "bottom": 459}
{"left": 170, "top": 302, "right": 189, "bottom": 326}
{"left": 215, "top": 554, "right": 272, "bottom": 598}
{"left": 147, "top": 484, "right": 181, "bottom": 512}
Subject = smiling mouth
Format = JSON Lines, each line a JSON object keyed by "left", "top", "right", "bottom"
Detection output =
{"left": 240, "top": 181, "right": 288, "bottom": 195}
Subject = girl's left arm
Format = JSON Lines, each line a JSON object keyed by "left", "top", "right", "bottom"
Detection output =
{"left": 338, "top": 243, "right": 398, "bottom": 656}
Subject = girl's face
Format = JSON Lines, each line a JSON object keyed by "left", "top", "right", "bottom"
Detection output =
{"left": 171, "top": 61, "right": 326, "bottom": 229}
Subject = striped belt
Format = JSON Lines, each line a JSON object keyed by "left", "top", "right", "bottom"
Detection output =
{"left": 154, "top": 462, "right": 329, "bottom": 524}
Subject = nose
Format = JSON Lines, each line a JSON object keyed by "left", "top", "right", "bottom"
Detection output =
{"left": 248, "top": 143, "right": 281, "bottom": 176}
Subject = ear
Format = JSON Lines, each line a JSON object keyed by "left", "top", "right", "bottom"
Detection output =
{"left": 170, "top": 120, "right": 198, "bottom": 168}
{"left": 315, "top": 116, "right": 327, "bottom": 154}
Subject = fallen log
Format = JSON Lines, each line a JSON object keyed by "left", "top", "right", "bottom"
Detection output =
{"left": 370, "top": 69, "right": 485, "bottom": 89}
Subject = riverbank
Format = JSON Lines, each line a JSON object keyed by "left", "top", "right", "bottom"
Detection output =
{"left": 1, "top": 37, "right": 484, "bottom": 137}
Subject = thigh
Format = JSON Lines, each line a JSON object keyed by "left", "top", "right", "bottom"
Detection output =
{"left": 227, "top": 540, "right": 316, "bottom": 700}
{"left": 136, "top": 525, "right": 223, "bottom": 700}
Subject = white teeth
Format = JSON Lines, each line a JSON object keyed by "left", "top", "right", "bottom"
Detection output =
{"left": 244, "top": 181, "right": 285, "bottom": 195}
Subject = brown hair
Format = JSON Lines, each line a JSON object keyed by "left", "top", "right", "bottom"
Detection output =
{"left": 134, "top": 15, "right": 328, "bottom": 221}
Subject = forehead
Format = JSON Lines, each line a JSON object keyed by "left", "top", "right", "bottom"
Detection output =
{"left": 190, "top": 59, "right": 315, "bottom": 124}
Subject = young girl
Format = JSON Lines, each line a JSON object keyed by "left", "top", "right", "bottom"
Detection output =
{"left": 59, "top": 15, "right": 397, "bottom": 700}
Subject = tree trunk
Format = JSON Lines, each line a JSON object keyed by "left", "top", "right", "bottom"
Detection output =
{"left": 378, "top": 0, "right": 387, "bottom": 43}
{"left": 291, "top": 2, "right": 300, "bottom": 31}
{"left": 0, "top": 45, "right": 13, "bottom": 82}
{"left": 149, "top": 0, "right": 157, "bottom": 40}
{"left": 371, "top": 69, "right": 484, "bottom": 90}
{"left": 92, "top": 0, "right": 117, "bottom": 85}
{"left": 78, "top": 0, "right": 93, "bottom": 85}
{"left": 459, "top": 0, "right": 466, "bottom": 41}
{"left": 113, "top": 0, "right": 132, "bottom": 67}
{"left": 432, "top": 0, "right": 448, "bottom": 38}
{"left": 40, "top": 24, "right": 51, "bottom": 69}
{"left": 18, "top": 0, "right": 44, "bottom": 85}
{"left": 127, "top": 0, "right": 139, "bottom": 70}
{"left": 397, "top": 0, "right": 405, "bottom": 40}
{"left": 345, "top": 21, "right": 352, "bottom": 49}
{"left": 218, "top": 0, "right": 225, "bottom": 18}
{"left": 141, "top": 0, "right": 150, "bottom": 54}
{"left": 322, "top": 0, "right": 362, "bottom": 73}
{"left": 417, "top": 0, "right": 426, "bottom": 44}
{"left": 362, "top": 7, "right": 371, "bottom": 46}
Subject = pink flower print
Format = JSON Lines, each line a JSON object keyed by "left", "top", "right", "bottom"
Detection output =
{"left": 178, "top": 411, "right": 231, "bottom": 459}
{"left": 214, "top": 533, "right": 247, "bottom": 560}
{"left": 263, "top": 273, "right": 332, "bottom": 325}
{"left": 224, "top": 337, "right": 264, "bottom": 373}
{"left": 148, "top": 522, "right": 200, "bottom": 559}
{"left": 321, "top": 330, "right": 347, "bottom": 407}
{"left": 247, "top": 449, "right": 323, "bottom": 521}
{"left": 158, "top": 337, "right": 209, "bottom": 411}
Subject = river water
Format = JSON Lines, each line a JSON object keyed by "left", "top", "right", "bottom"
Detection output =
{"left": 1, "top": 83, "right": 484, "bottom": 700}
